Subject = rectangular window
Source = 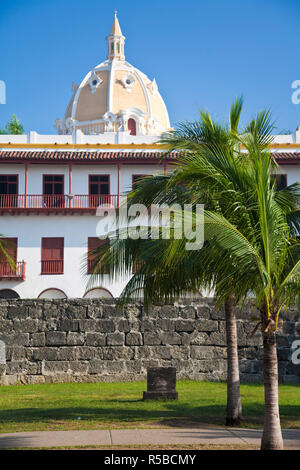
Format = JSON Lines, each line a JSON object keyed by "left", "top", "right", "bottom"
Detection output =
{"left": 43, "top": 175, "right": 64, "bottom": 208}
{"left": 41, "top": 237, "right": 64, "bottom": 274}
{"left": 87, "top": 237, "right": 109, "bottom": 274}
{"left": 88, "top": 175, "right": 110, "bottom": 207}
{"left": 0, "top": 175, "right": 18, "bottom": 208}
{"left": 272, "top": 174, "right": 287, "bottom": 191}
{"left": 132, "top": 174, "right": 147, "bottom": 188}
{"left": 0, "top": 238, "right": 17, "bottom": 276}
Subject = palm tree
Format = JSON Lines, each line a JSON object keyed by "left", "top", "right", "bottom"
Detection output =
{"left": 89, "top": 103, "right": 300, "bottom": 449}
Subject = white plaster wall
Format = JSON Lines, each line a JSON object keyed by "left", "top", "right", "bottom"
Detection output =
{"left": 0, "top": 215, "right": 131, "bottom": 299}
{"left": 0, "top": 164, "right": 25, "bottom": 193}
{"left": 28, "top": 165, "right": 70, "bottom": 194}
{"left": 279, "top": 165, "right": 300, "bottom": 185}
{"left": 72, "top": 165, "right": 118, "bottom": 195}
{"left": 120, "top": 164, "right": 165, "bottom": 193}
{"left": 0, "top": 163, "right": 166, "bottom": 196}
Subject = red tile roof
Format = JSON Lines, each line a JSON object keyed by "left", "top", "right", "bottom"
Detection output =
{"left": 0, "top": 150, "right": 178, "bottom": 162}
{"left": 0, "top": 150, "right": 299, "bottom": 163}
{"left": 272, "top": 152, "right": 300, "bottom": 162}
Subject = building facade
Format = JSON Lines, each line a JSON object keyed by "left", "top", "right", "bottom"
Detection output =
{"left": 0, "top": 13, "right": 299, "bottom": 300}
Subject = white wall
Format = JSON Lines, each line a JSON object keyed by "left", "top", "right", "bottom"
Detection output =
{"left": 279, "top": 165, "right": 300, "bottom": 186}
{"left": 0, "top": 215, "right": 131, "bottom": 299}
{"left": 0, "top": 163, "right": 165, "bottom": 195}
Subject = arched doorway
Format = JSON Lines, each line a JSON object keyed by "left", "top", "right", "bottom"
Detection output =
{"left": 83, "top": 288, "right": 114, "bottom": 299}
{"left": 38, "top": 288, "right": 67, "bottom": 299}
{"left": 128, "top": 118, "right": 136, "bottom": 136}
{"left": 0, "top": 289, "right": 20, "bottom": 299}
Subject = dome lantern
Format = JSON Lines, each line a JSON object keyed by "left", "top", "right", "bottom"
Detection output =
{"left": 106, "top": 11, "right": 125, "bottom": 61}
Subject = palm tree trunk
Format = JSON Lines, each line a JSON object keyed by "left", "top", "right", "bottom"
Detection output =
{"left": 261, "top": 331, "right": 283, "bottom": 450}
{"left": 225, "top": 296, "right": 242, "bottom": 426}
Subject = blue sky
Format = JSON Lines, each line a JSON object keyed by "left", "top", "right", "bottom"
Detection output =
{"left": 0, "top": 0, "right": 299, "bottom": 134}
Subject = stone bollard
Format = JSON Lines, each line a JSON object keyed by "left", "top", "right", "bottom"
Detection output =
{"left": 143, "top": 367, "right": 178, "bottom": 400}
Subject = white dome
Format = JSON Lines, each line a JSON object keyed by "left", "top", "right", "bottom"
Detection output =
{"left": 55, "top": 13, "right": 170, "bottom": 137}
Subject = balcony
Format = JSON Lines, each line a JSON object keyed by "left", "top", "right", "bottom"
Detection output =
{"left": 41, "top": 259, "right": 64, "bottom": 275}
{"left": 0, "top": 261, "right": 26, "bottom": 280}
{"left": 0, "top": 194, "right": 119, "bottom": 214}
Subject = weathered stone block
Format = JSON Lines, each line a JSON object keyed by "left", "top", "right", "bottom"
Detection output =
{"left": 180, "top": 306, "right": 196, "bottom": 319}
{"left": 118, "top": 320, "right": 131, "bottom": 332}
{"left": 175, "top": 320, "right": 194, "bottom": 332}
{"left": 161, "top": 332, "right": 181, "bottom": 345}
{"left": 69, "top": 361, "right": 89, "bottom": 374}
{"left": 30, "top": 333, "right": 45, "bottom": 347}
{"left": 100, "top": 346, "right": 134, "bottom": 360}
{"left": 144, "top": 332, "right": 161, "bottom": 345}
{"left": 6, "top": 361, "right": 27, "bottom": 374}
{"left": 189, "top": 331, "right": 210, "bottom": 345}
{"left": 76, "top": 346, "right": 96, "bottom": 360}
{"left": 89, "top": 360, "right": 106, "bottom": 374}
{"left": 7, "top": 305, "right": 28, "bottom": 319}
{"left": 0, "top": 320, "right": 13, "bottom": 335}
{"left": 66, "top": 332, "right": 85, "bottom": 346}
{"left": 125, "top": 332, "right": 143, "bottom": 346}
{"left": 32, "top": 347, "right": 59, "bottom": 361}
{"left": 140, "top": 319, "right": 155, "bottom": 332}
{"left": 57, "top": 347, "right": 77, "bottom": 361}
{"left": 65, "top": 305, "right": 87, "bottom": 319}
{"left": 151, "top": 346, "right": 172, "bottom": 360}
{"left": 97, "top": 319, "right": 115, "bottom": 333}
{"left": 14, "top": 319, "right": 38, "bottom": 333}
{"left": 207, "top": 331, "right": 227, "bottom": 346}
{"left": 107, "top": 332, "right": 125, "bottom": 346}
{"left": 10, "top": 346, "right": 26, "bottom": 361}
{"left": 0, "top": 333, "right": 30, "bottom": 346}
{"left": 195, "top": 319, "right": 218, "bottom": 332}
{"left": 158, "top": 305, "right": 179, "bottom": 319}
{"left": 86, "top": 333, "right": 106, "bottom": 346}
{"left": 60, "top": 319, "right": 79, "bottom": 332}
{"left": 46, "top": 331, "right": 66, "bottom": 346}
{"left": 79, "top": 319, "right": 98, "bottom": 332}
{"left": 156, "top": 319, "right": 176, "bottom": 331}
{"left": 43, "top": 361, "right": 70, "bottom": 373}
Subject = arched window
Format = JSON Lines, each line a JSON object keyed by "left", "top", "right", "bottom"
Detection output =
{"left": 0, "top": 289, "right": 20, "bottom": 299}
{"left": 128, "top": 118, "right": 136, "bottom": 136}
{"left": 83, "top": 288, "right": 114, "bottom": 299}
{"left": 38, "top": 288, "right": 67, "bottom": 299}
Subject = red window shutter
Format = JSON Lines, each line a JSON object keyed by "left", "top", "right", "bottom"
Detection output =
{"left": 41, "top": 238, "right": 64, "bottom": 274}
{"left": 0, "top": 238, "right": 18, "bottom": 277}
{"left": 88, "top": 237, "right": 108, "bottom": 274}
{"left": 0, "top": 238, "right": 17, "bottom": 262}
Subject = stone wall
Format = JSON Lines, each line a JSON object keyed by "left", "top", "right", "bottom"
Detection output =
{"left": 0, "top": 298, "right": 299, "bottom": 385}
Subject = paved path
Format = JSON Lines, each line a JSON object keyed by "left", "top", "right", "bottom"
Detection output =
{"left": 0, "top": 426, "right": 299, "bottom": 449}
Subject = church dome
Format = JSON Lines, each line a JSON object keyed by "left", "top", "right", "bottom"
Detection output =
{"left": 55, "top": 12, "right": 170, "bottom": 137}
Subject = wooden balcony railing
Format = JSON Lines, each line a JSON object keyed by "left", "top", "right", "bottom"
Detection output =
{"left": 0, "top": 261, "right": 26, "bottom": 280}
{"left": 41, "top": 259, "right": 64, "bottom": 275}
{"left": 0, "top": 194, "right": 119, "bottom": 211}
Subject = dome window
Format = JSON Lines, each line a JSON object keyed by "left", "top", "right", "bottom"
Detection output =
{"left": 121, "top": 73, "right": 135, "bottom": 93}
{"left": 88, "top": 70, "right": 103, "bottom": 94}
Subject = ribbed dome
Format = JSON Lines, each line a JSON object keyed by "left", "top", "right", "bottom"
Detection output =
{"left": 55, "top": 13, "right": 170, "bottom": 137}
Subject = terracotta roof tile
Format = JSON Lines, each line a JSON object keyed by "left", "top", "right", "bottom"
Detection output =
{"left": 0, "top": 151, "right": 178, "bottom": 162}
{"left": 0, "top": 150, "right": 299, "bottom": 163}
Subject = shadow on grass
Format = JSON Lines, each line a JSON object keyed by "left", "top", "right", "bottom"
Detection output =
{"left": 0, "top": 402, "right": 298, "bottom": 431}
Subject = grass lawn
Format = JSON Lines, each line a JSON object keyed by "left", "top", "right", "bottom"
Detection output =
{"left": 0, "top": 380, "right": 299, "bottom": 433}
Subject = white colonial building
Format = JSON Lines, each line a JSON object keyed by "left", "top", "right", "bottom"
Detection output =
{"left": 0, "top": 13, "right": 299, "bottom": 299}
